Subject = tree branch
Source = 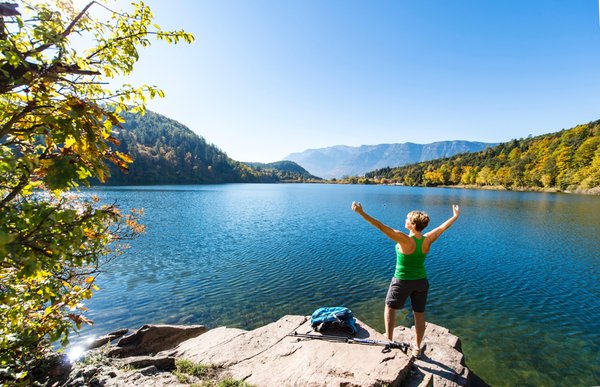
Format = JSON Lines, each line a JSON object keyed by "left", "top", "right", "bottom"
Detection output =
{"left": 25, "top": 1, "right": 98, "bottom": 58}
{"left": 0, "top": 100, "right": 36, "bottom": 139}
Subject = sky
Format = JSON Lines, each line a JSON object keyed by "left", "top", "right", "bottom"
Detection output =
{"left": 89, "top": 0, "right": 600, "bottom": 162}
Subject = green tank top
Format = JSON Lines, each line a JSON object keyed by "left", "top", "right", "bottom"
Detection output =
{"left": 394, "top": 236, "right": 427, "bottom": 280}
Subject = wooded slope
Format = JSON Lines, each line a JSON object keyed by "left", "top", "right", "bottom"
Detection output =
{"left": 360, "top": 120, "right": 600, "bottom": 191}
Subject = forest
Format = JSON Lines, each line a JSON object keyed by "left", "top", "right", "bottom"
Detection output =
{"left": 245, "top": 160, "right": 320, "bottom": 182}
{"left": 105, "top": 111, "right": 317, "bottom": 184}
{"left": 343, "top": 120, "right": 600, "bottom": 192}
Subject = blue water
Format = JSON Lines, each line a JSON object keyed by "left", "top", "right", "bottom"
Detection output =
{"left": 76, "top": 184, "right": 600, "bottom": 386}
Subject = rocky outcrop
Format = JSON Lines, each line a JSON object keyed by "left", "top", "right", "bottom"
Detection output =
{"left": 53, "top": 316, "right": 476, "bottom": 386}
{"left": 393, "top": 324, "right": 471, "bottom": 386}
{"left": 165, "top": 315, "right": 413, "bottom": 386}
{"left": 108, "top": 324, "right": 208, "bottom": 358}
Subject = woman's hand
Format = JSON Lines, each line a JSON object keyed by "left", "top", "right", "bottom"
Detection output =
{"left": 452, "top": 204, "right": 460, "bottom": 218}
{"left": 352, "top": 201, "right": 364, "bottom": 214}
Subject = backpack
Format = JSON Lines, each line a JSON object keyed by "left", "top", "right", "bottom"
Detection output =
{"left": 310, "top": 306, "right": 357, "bottom": 336}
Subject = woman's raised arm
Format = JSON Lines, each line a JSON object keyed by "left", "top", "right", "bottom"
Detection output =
{"left": 425, "top": 204, "right": 460, "bottom": 243}
{"left": 352, "top": 201, "right": 410, "bottom": 244}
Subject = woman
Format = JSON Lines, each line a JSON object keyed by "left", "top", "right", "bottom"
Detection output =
{"left": 352, "top": 201, "right": 460, "bottom": 358}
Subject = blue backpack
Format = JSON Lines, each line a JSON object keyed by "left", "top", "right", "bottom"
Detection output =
{"left": 310, "top": 307, "right": 357, "bottom": 335}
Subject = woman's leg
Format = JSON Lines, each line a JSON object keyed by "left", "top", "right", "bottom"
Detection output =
{"left": 413, "top": 311, "right": 426, "bottom": 350}
{"left": 384, "top": 304, "right": 396, "bottom": 341}
{"left": 385, "top": 277, "right": 409, "bottom": 341}
{"left": 410, "top": 278, "right": 429, "bottom": 353}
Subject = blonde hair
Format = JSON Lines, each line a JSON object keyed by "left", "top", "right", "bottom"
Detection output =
{"left": 407, "top": 210, "right": 430, "bottom": 232}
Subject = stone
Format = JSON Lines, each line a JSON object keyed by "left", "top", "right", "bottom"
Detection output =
{"left": 88, "top": 328, "right": 129, "bottom": 350}
{"left": 393, "top": 322, "right": 470, "bottom": 387}
{"left": 138, "top": 365, "right": 159, "bottom": 376}
{"left": 170, "top": 315, "right": 414, "bottom": 386}
{"left": 119, "top": 355, "right": 176, "bottom": 371}
{"left": 42, "top": 353, "right": 73, "bottom": 380}
{"left": 108, "top": 324, "right": 208, "bottom": 357}
{"left": 54, "top": 316, "right": 478, "bottom": 386}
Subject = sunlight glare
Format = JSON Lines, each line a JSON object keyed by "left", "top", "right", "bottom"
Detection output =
{"left": 66, "top": 345, "right": 85, "bottom": 363}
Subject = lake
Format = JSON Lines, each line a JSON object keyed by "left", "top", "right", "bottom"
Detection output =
{"left": 77, "top": 184, "right": 599, "bottom": 386}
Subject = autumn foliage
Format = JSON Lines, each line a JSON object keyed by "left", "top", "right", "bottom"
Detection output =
{"left": 362, "top": 121, "right": 600, "bottom": 192}
{"left": 0, "top": 0, "right": 192, "bottom": 382}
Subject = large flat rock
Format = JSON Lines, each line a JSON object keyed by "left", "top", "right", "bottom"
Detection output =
{"left": 166, "top": 315, "right": 414, "bottom": 386}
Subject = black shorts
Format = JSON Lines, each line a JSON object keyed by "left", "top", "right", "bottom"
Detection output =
{"left": 385, "top": 277, "right": 429, "bottom": 313}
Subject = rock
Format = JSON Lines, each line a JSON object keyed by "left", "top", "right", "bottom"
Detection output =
{"left": 108, "top": 324, "right": 208, "bottom": 357}
{"left": 169, "top": 315, "right": 414, "bottom": 386}
{"left": 54, "top": 316, "right": 478, "bottom": 387}
{"left": 81, "top": 365, "right": 100, "bottom": 379}
{"left": 41, "top": 353, "right": 72, "bottom": 380}
{"left": 393, "top": 323, "right": 470, "bottom": 387}
{"left": 138, "top": 365, "right": 159, "bottom": 376}
{"left": 119, "top": 355, "right": 176, "bottom": 371}
{"left": 88, "top": 328, "right": 129, "bottom": 350}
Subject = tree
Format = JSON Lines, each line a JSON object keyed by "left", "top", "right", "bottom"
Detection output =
{"left": 495, "top": 166, "right": 513, "bottom": 188}
{"left": 0, "top": 0, "right": 193, "bottom": 382}
{"left": 475, "top": 166, "right": 493, "bottom": 186}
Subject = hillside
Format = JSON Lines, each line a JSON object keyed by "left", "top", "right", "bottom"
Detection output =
{"left": 244, "top": 161, "right": 322, "bottom": 181}
{"left": 104, "top": 111, "right": 309, "bottom": 185}
{"left": 284, "top": 141, "right": 496, "bottom": 179}
{"left": 353, "top": 120, "right": 600, "bottom": 192}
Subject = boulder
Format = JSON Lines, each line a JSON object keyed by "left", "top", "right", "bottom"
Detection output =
{"left": 393, "top": 323, "right": 470, "bottom": 387}
{"left": 88, "top": 328, "right": 129, "bottom": 350}
{"left": 108, "top": 324, "right": 208, "bottom": 357}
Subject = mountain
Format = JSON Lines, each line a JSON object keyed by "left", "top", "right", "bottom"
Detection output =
{"left": 360, "top": 120, "right": 600, "bottom": 192}
{"left": 244, "top": 161, "right": 322, "bottom": 181}
{"left": 104, "top": 111, "right": 309, "bottom": 185}
{"left": 284, "top": 141, "right": 496, "bottom": 179}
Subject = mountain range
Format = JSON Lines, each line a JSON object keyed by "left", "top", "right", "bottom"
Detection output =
{"left": 285, "top": 141, "right": 496, "bottom": 179}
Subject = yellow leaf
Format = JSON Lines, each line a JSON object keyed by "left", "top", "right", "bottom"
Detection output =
{"left": 116, "top": 151, "right": 133, "bottom": 163}
{"left": 64, "top": 135, "right": 76, "bottom": 148}
{"left": 103, "top": 119, "right": 113, "bottom": 131}
{"left": 84, "top": 276, "right": 94, "bottom": 284}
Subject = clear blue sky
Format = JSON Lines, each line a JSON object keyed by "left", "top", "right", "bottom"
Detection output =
{"left": 108, "top": 0, "right": 600, "bottom": 163}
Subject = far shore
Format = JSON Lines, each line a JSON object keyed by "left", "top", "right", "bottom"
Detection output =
{"left": 436, "top": 184, "right": 600, "bottom": 195}
{"left": 328, "top": 180, "right": 600, "bottom": 195}
{"left": 94, "top": 180, "right": 600, "bottom": 195}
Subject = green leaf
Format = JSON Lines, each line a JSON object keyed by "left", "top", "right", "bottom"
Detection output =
{"left": 0, "top": 231, "right": 15, "bottom": 246}
{"left": 0, "top": 0, "right": 188, "bottom": 377}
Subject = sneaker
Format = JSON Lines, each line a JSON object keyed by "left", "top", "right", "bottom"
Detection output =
{"left": 411, "top": 346, "right": 422, "bottom": 359}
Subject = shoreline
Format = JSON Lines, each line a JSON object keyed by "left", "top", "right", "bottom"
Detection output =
{"left": 434, "top": 184, "right": 600, "bottom": 195}
{"left": 90, "top": 181, "right": 600, "bottom": 195}
{"left": 338, "top": 181, "right": 600, "bottom": 195}
{"left": 41, "top": 316, "right": 481, "bottom": 386}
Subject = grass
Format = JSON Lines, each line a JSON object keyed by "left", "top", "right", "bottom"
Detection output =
{"left": 175, "top": 359, "right": 211, "bottom": 379}
{"left": 172, "top": 359, "right": 254, "bottom": 386}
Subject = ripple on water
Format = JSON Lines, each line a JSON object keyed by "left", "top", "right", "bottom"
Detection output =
{"left": 76, "top": 185, "right": 600, "bottom": 387}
